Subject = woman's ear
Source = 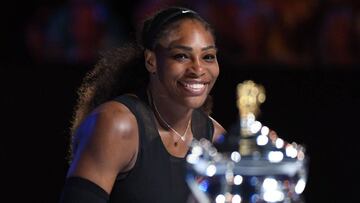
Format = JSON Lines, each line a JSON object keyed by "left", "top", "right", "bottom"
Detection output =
{"left": 144, "top": 49, "right": 157, "bottom": 74}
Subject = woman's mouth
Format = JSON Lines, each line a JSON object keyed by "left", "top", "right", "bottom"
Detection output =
{"left": 178, "top": 81, "right": 208, "bottom": 96}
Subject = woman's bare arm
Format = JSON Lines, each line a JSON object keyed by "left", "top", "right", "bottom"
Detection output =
{"left": 66, "top": 101, "right": 139, "bottom": 194}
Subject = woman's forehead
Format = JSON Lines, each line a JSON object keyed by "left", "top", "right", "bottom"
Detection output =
{"left": 157, "top": 19, "right": 215, "bottom": 49}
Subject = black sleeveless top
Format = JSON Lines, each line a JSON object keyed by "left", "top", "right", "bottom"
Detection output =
{"left": 109, "top": 93, "right": 214, "bottom": 203}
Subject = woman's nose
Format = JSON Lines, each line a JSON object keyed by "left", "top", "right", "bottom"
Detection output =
{"left": 189, "top": 58, "right": 205, "bottom": 76}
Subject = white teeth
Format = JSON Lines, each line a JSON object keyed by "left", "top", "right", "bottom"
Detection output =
{"left": 184, "top": 83, "right": 205, "bottom": 89}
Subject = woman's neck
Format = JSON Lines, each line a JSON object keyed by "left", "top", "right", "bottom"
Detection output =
{"left": 147, "top": 86, "right": 193, "bottom": 130}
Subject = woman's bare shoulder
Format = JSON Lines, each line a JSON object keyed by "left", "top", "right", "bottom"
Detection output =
{"left": 91, "top": 101, "right": 138, "bottom": 137}
{"left": 76, "top": 100, "right": 139, "bottom": 164}
{"left": 68, "top": 101, "right": 139, "bottom": 193}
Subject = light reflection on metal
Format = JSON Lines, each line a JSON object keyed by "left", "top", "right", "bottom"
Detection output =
{"left": 232, "top": 194, "right": 241, "bottom": 203}
{"left": 192, "top": 145, "right": 203, "bottom": 156}
{"left": 262, "top": 178, "right": 278, "bottom": 191}
{"left": 186, "top": 154, "right": 199, "bottom": 164}
{"left": 233, "top": 175, "right": 243, "bottom": 185}
{"left": 250, "top": 121, "right": 262, "bottom": 134}
{"left": 257, "top": 134, "right": 269, "bottom": 146}
{"left": 275, "top": 138, "right": 284, "bottom": 149}
{"left": 261, "top": 126, "right": 270, "bottom": 136}
{"left": 206, "top": 164, "right": 217, "bottom": 177}
{"left": 286, "top": 144, "right": 298, "bottom": 158}
{"left": 263, "top": 190, "right": 284, "bottom": 202}
{"left": 268, "top": 151, "right": 284, "bottom": 163}
{"left": 231, "top": 151, "right": 241, "bottom": 162}
{"left": 295, "top": 179, "right": 307, "bottom": 194}
{"left": 216, "top": 194, "right": 226, "bottom": 203}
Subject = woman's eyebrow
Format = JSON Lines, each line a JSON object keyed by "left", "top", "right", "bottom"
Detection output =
{"left": 168, "top": 45, "right": 192, "bottom": 51}
{"left": 167, "top": 45, "right": 217, "bottom": 51}
{"left": 202, "top": 45, "right": 217, "bottom": 51}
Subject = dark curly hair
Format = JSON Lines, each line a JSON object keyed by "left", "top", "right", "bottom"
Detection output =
{"left": 68, "top": 7, "right": 216, "bottom": 161}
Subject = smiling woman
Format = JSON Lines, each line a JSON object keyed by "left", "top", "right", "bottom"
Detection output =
{"left": 59, "top": 6, "right": 225, "bottom": 203}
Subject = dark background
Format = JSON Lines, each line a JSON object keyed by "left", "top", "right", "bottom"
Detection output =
{"left": 2, "top": 0, "right": 360, "bottom": 202}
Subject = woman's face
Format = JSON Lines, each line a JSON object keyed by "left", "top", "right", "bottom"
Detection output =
{"left": 150, "top": 19, "right": 219, "bottom": 109}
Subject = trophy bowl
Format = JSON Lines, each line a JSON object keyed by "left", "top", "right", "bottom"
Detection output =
{"left": 186, "top": 81, "right": 308, "bottom": 203}
{"left": 186, "top": 136, "right": 308, "bottom": 203}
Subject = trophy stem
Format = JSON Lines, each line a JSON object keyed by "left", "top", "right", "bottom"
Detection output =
{"left": 237, "top": 80, "right": 265, "bottom": 156}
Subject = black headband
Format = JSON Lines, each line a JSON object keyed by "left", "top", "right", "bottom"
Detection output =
{"left": 143, "top": 7, "right": 199, "bottom": 49}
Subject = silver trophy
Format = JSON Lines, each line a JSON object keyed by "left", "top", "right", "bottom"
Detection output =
{"left": 186, "top": 80, "right": 308, "bottom": 203}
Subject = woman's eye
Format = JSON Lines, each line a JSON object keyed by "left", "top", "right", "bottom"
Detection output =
{"left": 173, "top": 54, "right": 188, "bottom": 61}
{"left": 203, "top": 54, "right": 216, "bottom": 62}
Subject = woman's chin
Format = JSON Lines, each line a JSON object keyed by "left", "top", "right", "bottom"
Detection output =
{"left": 183, "top": 95, "right": 208, "bottom": 109}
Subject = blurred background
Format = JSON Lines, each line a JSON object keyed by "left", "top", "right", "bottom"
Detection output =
{"left": 2, "top": 0, "right": 360, "bottom": 202}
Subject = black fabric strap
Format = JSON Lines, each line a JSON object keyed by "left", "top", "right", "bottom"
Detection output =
{"left": 191, "top": 109, "right": 214, "bottom": 141}
{"left": 59, "top": 177, "right": 109, "bottom": 203}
